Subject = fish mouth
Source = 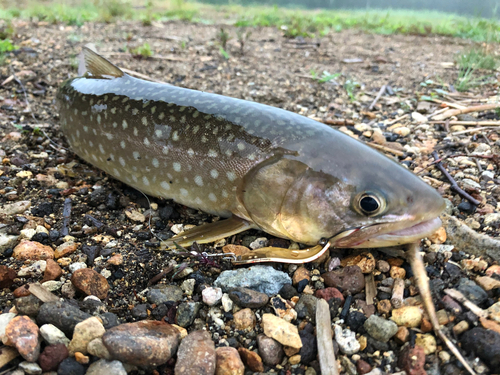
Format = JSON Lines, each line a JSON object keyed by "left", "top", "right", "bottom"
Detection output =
{"left": 331, "top": 216, "right": 442, "bottom": 248}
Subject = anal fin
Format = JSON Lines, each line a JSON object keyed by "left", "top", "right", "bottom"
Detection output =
{"left": 163, "top": 216, "right": 254, "bottom": 249}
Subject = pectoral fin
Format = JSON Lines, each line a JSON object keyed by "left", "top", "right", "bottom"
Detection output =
{"left": 233, "top": 242, "right": 331, "bottom": 264}
{"left": 163, "top": 216, "right": 255, "bottom": 249}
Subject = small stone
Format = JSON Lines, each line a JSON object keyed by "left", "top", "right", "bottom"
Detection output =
{"left": 228, "top": 287, "right": 269, "bottom": 308}
{"left": 288, "top": 354, "right": 301, "bottom": 365}
{"left": 69, "top": 262, "right": 87, "bottom": 273}
{"left": 103, "top": 321, "right": 180, "bottom": 367}
{"left": 439, "top": 350, "right": 451, "bottom": 363}
{"left": 428, "top": 227, "right": 447, "bottom": 244}
{"left": 486, "top": 265, "right": 500, "bottom": 277}
{"left": 0, "top": 233, "right": 20, "bottom": 254}
{"left": 461, "top": 327, "right": 500, "bottom": 368}
{"left": 322, "top": 266, "right": 365, "bottom": 294}
{"left": 71, "top": 268, "right": 109, "bottom": 299}
{"left": 441, "top": 295, "right": 462, "bottom": 315}
{"left": 269, "top": 295, "right": 297, "bottom": 322}
{"left": 420, "top": 317, "right": 433, "bottom": 333}
{"left": 393, "top": 126, "right": 410, "bottom": 137}
{"left": 295, "top": 294, "right": 318, "bottom": 323}
{"left": 341, "top": 252, "right": 375, "bottom": 273}
{"left": 5, "top": 315, "right": 41, "bottom": 361}
{"left": 215, "top": 346, "right": 244, "bottom": 375}
{"left": 292, "top": 266, "right": 310, "bottom": 285}
{"left": 363, "top": 315, "right": 398, "bottom": 343}
{"left": 237, "top": 347, "right": 264, "bottom": 372}
{"left": 0, "top": 313, "right": 16, "bottom": 342}
{"left": 42, "top": 259, "right": 62, "bottom": 282}
{"left": 40, "top": 324, "right": 70, "bottom": 346}
{"left": 389, "top": 266, "right": 406, "bottom": 279}
{"left": 257, "top": 334, "right": 284, "bottom": 366}
{"left": 358, "top": 336, "right": 367, "bottom": 351}
{"left": 181, "top": 279, "right": 196, "bottom": 296}
{"left": 357, "top": 359, "right": 372, "bottom": 374}
{"left": 18, "top": 362, "right": 42, "bottom": 375}
{"left": 452, "top": 320, "right": 469, "bottom": 335}
{"left": 398, "top": 345, "right": 426, "bottom": 375}
{"left": 261, "top": 313, "right": 302, "bottom": 349}
{"left": 0, "top": 200, "right": 31, "bottom": 215}
{"left": 221, "top": 293, "right": 233, "bottom": 312}
{"left": 15, "top": 294, "right": 43, "bottom": 316}
{"left": 233, "top": 308, "right": 256, "bottom": 331}
{"left": 315, "top": 287, "right": 344, "bottom": 304}
{"left": 202, "top": 286, "right": 223, "bottom": 306}
{"left": 74, "top": 352, "right": 89, "bottom": 364}
{"left": 394, "top": 326, "right": 409, "bottom": 344}
{"left": 87, "top": 337, "right": 111, "bottom": 359}
{"left": 54, "top": 241, "right": 78, "bottom": 258}
{"left": 176, "top": 302, "right": 201, "bottom": 328}
{"left": 437, "top": 309, "right": 450, "bottom": 325}
{"left": 0, "top": 265, "right": 17, "bottom": 288}
{"left": 416, "top": 333, "right": 436, "bottom": 354}
{"left": 334, "top": 324, "right": 360, "bottom": 355}
{"left": 147, "top": 285, "right": 183, "bottom": 304}
{"left": 456, "top": 278, "right": 488, "bottom": 305}
{"left": 18, "top": 260, "right": 46, "bottom": 277}
{"left": 175, "top": 330, "right": 216, "bottom": 375}
{"left": 57, "top": 357, "right": 86, "bottom": 375}
{"left": 13, "top": 240, "right": 54, "bottom": 260}
{"left": 411, "top": 111, "right": 428, "bottom": 124}
{"left": 299, "top": 329, "right": 317, "bottom": 364}
{"left": 377, "top": 300, "right": 392, "bottom": 315}
{"left": 125, "top": 209, "right": 145, "bottom": 222}
{"left": 68, "top": 317, "right": 105, "bottom": 355}
{"left": 487, "top": 302, "right": 500, "bottom": 324}
{"left": 86, "top": 359, "right": 127, "bottom": 375}
{"left": 107, "top": 254, "right": 123, "bottom": 266}
{"left": 222, "top": 244, "right": 250, "bottom": 258}
{"left": 391, "top": 306, "right": 423, "bottom": 328}
{"left": 476, "top": 276, "right": 500, "bottom": 291}
{"left": 376, "top": 260, "right": 390, "bottom": 273}
{"left": 249, "top": 237, "right": 268, "bottom": 249}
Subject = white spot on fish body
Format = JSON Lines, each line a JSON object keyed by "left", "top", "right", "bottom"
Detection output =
{"left": 122, "top": 120, "right": 128, "bottom": 129}
{"left": 158, "top": 112, "right": 165, "bottom": 120}
{"left": 161, "top": 181, "right": 170, "bottom": 190}
{"left": 187, "top": 148, "right": 195, "bottom": 157}
{"left": 207, "top": 149, "right": 217, "bottom": 157}
{"left": 208, "top": 193, "right": 217, "bottom": 202}
{"left": 132, "top": 108, "right": 139, "bottom": 115}
{"left": 162, "top": 146, "right": 169, "bottom": 155}
{"left": 142, "top": 117, "right": 148, "bottom": 126}
{"left": 120, "top": 141, "right": 126, "bottom": 149}
{"left": 237, "top": 143, "right": 245, "bottom": 151}
{"left": 172, "top": 131, "right": 179, "bottom": 141}
{"left": 142, "top": 176, "right": 150, "bottom": 186}
{"left": 83, "top": 126, "right": 88, "bottom": 133}
{"left": 133, "top": 152, "right": 140, "bottom": 160}
{"left": 226, "top": 171, "right": 237, "bottom": 181}
{"left": 144, "top": 137, "right": 150, "bottom": 146}
{"left": 152, "top": 158, "right": 159, "bottom": 168}
{"left": 173, "top": 162, "right": 181, "bottom": 172}
{"left": 180, "top": 188, "right": 188, "bottom": 196}
{"left": 112, "top": 122, "right": 118, "bottom": 128}
{"left": 155, "top": 129, "right": 162, "bottom": 138}
{"left": 134, "top": 128, "right": 139, "bottom": 136}
{"left": 194, "top": 176, "right": 204, "bottom": 186}
{"left": 210, "top": 169, "right": 219, "bottom": 179}
{"left": 99, "top": 144, "right": 105, "bottom": 154}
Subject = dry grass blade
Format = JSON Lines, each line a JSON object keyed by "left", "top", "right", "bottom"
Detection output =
{"left": 407, "top": 242, "right": 476, "bottom": 375}
{"left": 29, "top": 283, "right": 59, "bottom": 303}
{"left": 443, "top": 289, "right": 488, "bottom": 319}
{"left": 316, "top": 299, "right": 339, "bottom": 375}
{"left": 431, "top": 120, "right": 500, "bottom": 126}
{"left": 432, "top": 103, "right": 500, "bottom": 121}
{"left": 0, "top": 347, "right": 18, "bottom": 368}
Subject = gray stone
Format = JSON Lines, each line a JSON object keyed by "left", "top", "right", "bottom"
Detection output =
{"left": 18, "top": 361, "right": 42, "bottom": 375}
{"left": 257, "top": 334, "right": 283, "bottom": 366}
{"left": 363, "top": 315, "right": 398, "bottom": 343}
{"left": 176, "top": 302, "right": 201, "bottom": 328}
{"left": 0, "top": 233, "right": 18, "bottom": 254}
{"left": 15, "top": 294, "right": 43, "bottom": 316}
{"left": 214, "top": 266, "right": 292, "bottom": 296}
{"left": 86, "top": 359, "right": 127, "bottom": 375}
{"left": 36, "top": 301, "right": 91, "bottom": 336}
{"left": 40, "top": 324, "right": 70, "bottom": 346}
{"left": 295, "top": 295, "right": 318, "bottom": 323}
{"left": 456, "top": 278, "right": 488, "bottom": 305}
{"left": 147, "top": 285, "right": 183, "bottom": 304}
{"left": 175, "top": 330, "right": 216, "bottom": 375}
{"left": 0, "top": 313, "right": 16, "bottom": 342}
{"left": 228, "top": 287, "right": 269, "bottom": 308}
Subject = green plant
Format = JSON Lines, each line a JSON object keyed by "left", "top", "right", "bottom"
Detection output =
{"left": 236, "top": 26, "right": 251, "bottom": 55}
{"left": 310, "top": 69, "right": 340, "bottom": 83}
{"left": 0, "top": 39, "right": 14, "bottom": 54}
{"left": 141, "top": 0, "right": 154, "bottom": 26}
{"left": 95, "top": 0, "right": 132, "bottom": 23}
{"left": 219, "top": 46, "right": 229, "bottom": 60}
{"left": 455, "top": 47, "right": 499, "bottom": 91}
{"left": 0, "top": 21, "right": 15, "bottom": 40}
{"left": 217, "top": 27, "right": 230, "bottom": 50}
{"left": 344, "top": 79, "right": 360, "bottom": 102}
{"left": 131, "top": 42, "right": 153, "bottom": 58}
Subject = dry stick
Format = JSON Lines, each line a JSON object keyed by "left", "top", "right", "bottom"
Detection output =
{"left": 465, "top": 147, "right": 483, "bottom": 173}
{"left": 443, "top": 289, "right": 488, "bottom": 319}
{"left": 427, "top": 98, "right": 467, "bottom": 110}
{"left": 60, "top": 198, "right": 72, "bottom": 237}
{"left": 427, "top": 107, "right": 449, "bottom": 120}
{"left": 322, "top": 118, "right": 355, "bottom": 126}
{"left": 369, "top": 85, "right": 386, "bottom": 110}
{"left": 386, "top": 113, "right": 408, "bottom": 125}
{"left": 432, "top": 103, "right": 500, "bottom": 121}
{"left": 365, "top": 273, "right": 376, "bottom": 306}
{"left": 391, "top": 277, "right": 405, "bottom": 309}
{"left": 451, "top": 126, "right": 496, "bottom": 136}
{"left": 407, "top": 243, "right": 476, "bottom": 375}
{"left": 431, "top": 151, "right": 481, "bottom": 206}
{"left": 316, "top": 299, "right": 339, "bottom": 375}
{"left": 367, "top": 142, "right": 405, "bottom": 157}
{"left": 431, "top": 120, "right": 500, "bottom": 126}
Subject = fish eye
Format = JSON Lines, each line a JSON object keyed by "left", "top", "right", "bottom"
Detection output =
{"left": 355, "top": 192, "right": 385, "bottom": 216}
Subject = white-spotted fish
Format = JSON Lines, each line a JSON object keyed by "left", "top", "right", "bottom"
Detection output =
{"left": 57, "top": 47, "right": 445, "bottom": 264}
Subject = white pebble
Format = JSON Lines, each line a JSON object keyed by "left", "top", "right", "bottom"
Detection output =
{"left": 334, "top": 324, "right": 360, "bottom": 355}
{"left": 202, "top": 287, "right": 223, "bottom": 306}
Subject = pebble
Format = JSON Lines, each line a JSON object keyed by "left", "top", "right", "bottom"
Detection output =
{"left": 391, "top": 306, "right": 423, "bottom": 328}
{"left": 334, "top": 324, "right": 360, "bottom": 355}
{"left": 38, "top": 344, "right": 69, "bottom": 372}
{"left": 103, "top": 321, "right": 180, "bottom": 366}
{"left": 257, "top": 333, "right": 284, "bottom": 366}
{"left": 270, "top": 295, "right": 297, "bottom": 322}
{"left": 0, "top": 265, "right": 17, "bottom": 288}
{"left": 299, "top": 328, "right": 317, "bottom": 364}
{"left": 15, "top": 294, "right": 43, "bottom": 316}
{"left": 261, "top": 313, "right": 302, "bottom": 349}
{"left": 341, "top": 252, "right": 376, "bottom": 273}
{"left": 87, "top": 337, "right": 111, "bottom": 359}
{"left": 39, "top": 324, "right": 70, "bottom": 346}
{"left": 322, "top": 266, "right": 365, "bottom": 294}
{"left": 228, "top": 288, "right": 269, "bottom": 309}
{"left": 315, "top": 287, "right": 345, "bottom": 304}
{"left": 175, "top": 330, "right": 216, "bottom": 375}
{"left": 289, "top": 354, "right": 301, "bottom": 365}
{"left": 71, "top": 268, "right": 110, "bottom": 299}
{"left": 376, "top": 260, "right": 390, "bottom": 273}
{"left": 176, "top": 302, "right": 201, "bottom": 328}
{"left": 0, "top": 233, "right": 18, "bottom": 254}
{"left": 389, "top": 266, "right": 406, "bottom": 279}
{"left": 393, "top": 126, "right": 410, "bottom": 137}
{"left": 215, "top": 346, "right": 244, "bottom": 375}
{"left": 398, "top": 345, "right": 426, "bottom": 375}
{"left": 377, "top": 300, "right": 392, "bottom": 315}
{"left": 461, "top": 327, "right": 500, "bottom": 369}
{"left": 107, "top": 253, "right": 123, "bottom": 265}
{"left": 363, "top": 315, "right": 398, "bottom": 343}
{"left": 295, "top": 294, "right": 318, "bottom": 323}
{"left": 357, "top": 359, "right": 372, "bottom": 374}
{"left": 416, "top": 333, "right": 436, "bottom": 354}
{"left": 68, "top": 316, "right": 105, "bottom": 355}
{"left": 13, "top": 240, "right": 54, "bottom": 260}
{"left": 86, "top": 359, "right": 127, "bottom": 375}
{"left": 452, "top": 320, "right": 469, "bottom": 335}
{"left": 233, "top": 308, "right": 256, "bottom": 331}
{"left": 486, "top": 265, "right": 500, "bottom": 277}
{"left": 0, "top": 200, "right": 31, "bottom": 215}
{"left": 439, "top": 350, "right": 451, "bottom": 363}
{"left": 394, "top": 326, "right": 409, "bottom": 344}
{"left": 441, "top": 295, "right": 462, "bottom": 315}
{"left": 249, "top": 237, "right": 268, "bottom": 249}
{"left": 237, "top": 347, "right": 264, "bottom": 372}
{"left": 292, "top": 266, "right": 311, "bottom": 285}
{"left": 487, "top": 301, "right": 500, "bottom": 323}
{"left": 42, "top": 259, "right": 63, "bottom": 282}
{"left": 37, "top": 301, "right": 91, "bottom": 336}
{"left": 202, "top": 286, "right": 223, "bottom": 306}
{"left": 476, "top": 276, "right": 500, "bottom": 291}
{"left": 411, "top": 111, "right": 428, "bottom": 124}
{"left": 18, "top": 261, "right": 47, "bottom": 278}
{"left": 456, "top": 278, "right": 488, "bottom": 305}
{"left": 18, "top": 361, "right": 42, "bottom": 375}
{"left": 181, "top": 279, "right": 196, "bottom": 296}
{"left": 74, "top": 352, "right": 89, "bottom": 364}
{"left": 0, "top": 313, "right": 16, "bottom": 342}
{"left": 57, "top": 357, "right": 86, "bottom": 375}
{"left": 5, "top": 315, "right": 41, "bottom": 361}
{"left": 54, "top": 241, "right": 78, "bottom": 258}
{"left": 221, "top": 293, "right": 233, "bottom": 312}
{"left": 214, "top": 266, "right": 291, "bottom": 296}
{"left": 222, "top": 244, "right": 250, "bottom": 258}
{"left": 147, "top": 285, "right": 184, "bottom": 304}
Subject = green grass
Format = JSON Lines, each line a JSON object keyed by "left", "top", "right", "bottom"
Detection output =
{"left": 131, "top": 42, "right": 153, "bottom": 58}
{"left": 455, "top": 47, "right": 499, "bottom": 91}
{"left": 1, "top": 1, "right": 500, "bottom": 42}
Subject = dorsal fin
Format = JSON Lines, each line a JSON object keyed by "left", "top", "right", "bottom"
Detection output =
{"left": 78, "top": 45, "right": 124, "bottom": 79}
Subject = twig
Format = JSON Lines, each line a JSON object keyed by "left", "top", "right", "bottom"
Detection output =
{"left": 60, "top": 198, "right": 72, "bottom": 237}
{"left": 432, "top": 103, "right": 500, "bottom": 121}
{"left": 28, "top": 283, "right": 59, "bottom": 303}
{"left": 316, "top": 299, "right": 339, "bottom": 375}
{"left": 407, "top": 243, "right": 476, "bottom": 375}
{"left": 465, "top": 148, "right": 482, "bottom": 173}
{"left": 369, "top": 85, "right": 386, "bottom": 110}
{"left": 322, "top": 118, "right": 355, "bottom": 126}
{"left": 451, "top": 126, "right": 496, "bottom": 136}
{"left": 391, "top": 278, "right": 405, "bottom": 309}
{"left": 367, "top": 142, "right": 405, "bottom": 157}
{"left": 425, "top": 98, "right": 467, "bottom": 110}
{"left": 386, "top": 113, "right": 408, "bottom": 125}
{"left": 365, "top": 273, "right": 376, "bottom": 306}
{"left": 431, "top": 151, "right": 481, "bottom": 206}
{"left": 427, "top": 107, "right": 450, "bottom": 120}
{"left": 120, "top": 67, "right": 169, "bottom": 84}
{"left": 443, "top": 289, "right": 488, "bottom": 319}
{"left": 430, "top": 120, "right": 500, "bottom": 126}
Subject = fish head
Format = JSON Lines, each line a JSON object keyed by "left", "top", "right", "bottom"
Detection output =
{"left": 277, "top": 144, "right": 445, "bottom": 248}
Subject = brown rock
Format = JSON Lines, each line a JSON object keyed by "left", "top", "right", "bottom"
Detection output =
{"left": 228, "top": 287, "right": 269, "bottom": 308}
{"left": 283, "top": 345, "right": 300, "bottom": 356}
{"left": 315, "top": 287, "right": 345, "bottom": 304}
{"left": 358, "top": 336, "right": 367, "bottom": 351}
{"left": 387, "top": 258, "right": 404, "bottom": 267}
{"left": 4, "top": 315, "right": 41, "bottom": 362}
{"left": 261, "top": 313, "right": 302, "bottom": 349}
{"left": 394, "top": 326, "right": 409, "bottom": 344}
{"left": 54, "top": 241, "right": 78, "bottom": 258}
{"left": 428, "top": 226, "right": 446, "bottom": 244}
{"left": 74, "top": 352, "right": 89, "bottom": 364}
{"left": 357, "top": 359, "right": 372, "bottom": 374}
{"left": 13, "top": 240, "right": 54, "bottom": 260}
{"left": 341, "top": 252, "right": 375, "bottom": 273}
{"left": 322, "top": 266, "right": 365, "bottom": 294}
{"left": 376, "top": 260, "right": 390, "bottom": 273}
{"left": 453, "top": 320, "right": 469, "bottom": 335}
{"left": 257, "top": 334, "right": 284, "bottom": 366}
{"left": 398, "top": 344, "right": 426, "bottom": 375}
{"left": 486, "top": 265, "right": 500, "bottom": 277}
{"left": 288, "top": 354, "right": 301, "bottom": 365}
{"left": 175, "top": 330, "right": 216, "bottom": 375}
{"left": 103, "top": 321, "right": 180, "bottom": 367}
{"left": 107, "top": 254, "right": 123, "bottom": 266}
{"left": 0, "top": 265, "right": 16, "bottom": 289}
{"left": 68, "top": 317, "right": 106, "bottom": 355}
{"left": 233, "top": 308, "right": 256, "bottom": 331}
{"left": 222, "top": 244, "right": 250, "bottom": 257}
{"left": 420, "top": 317, "right": 433, "bottom": 333}
{"left": 237, "top": 347, "right": 264, "bottom": 372}
{"left": 390, "top": 266, "right": 406, "bottom": 279}
{"left": 13, "top": 284, "right": 31, "bottom": 297}
{"left": 42, "top": 259, "right": 63, "bottom": 282}
{"left": 38, "top": 344, "right": 69, "bottom": 372}
{"left": 71, "top": 268, "right": 109, "bottom": 299}
{"left": 215, "top": 347, "right": 244, "bottom": 375}
{"left": 476, "top": 276, "right": 500, "bottom": 291}
{"left": 377, "top": 300, "right": 392, "bottom": 315}
{"left": 292, "top": 266, "right": 310, "bottom": 285}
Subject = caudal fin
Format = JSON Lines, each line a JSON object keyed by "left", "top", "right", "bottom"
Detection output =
{"left": 78, "top": 44, "right": 124, "bottom": 79}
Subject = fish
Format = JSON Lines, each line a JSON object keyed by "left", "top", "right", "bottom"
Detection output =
{"left": 57, "top": 47, "right": 445, "bottom": 264}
